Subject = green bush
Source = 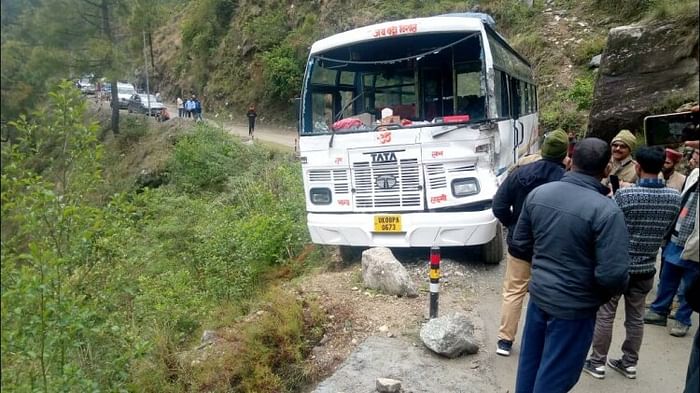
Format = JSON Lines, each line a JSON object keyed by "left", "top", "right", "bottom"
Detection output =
{"left": 168, "top": 124, "right": 252, "bottom": 192}
{"left": 593, "top": 0, "right": 654, "bottom": 19}
{"left": 261, "top": 45, "right": 304, "bottom": 101}
{"left": 540, "top": 97, "right": 587, "bottom": 134}
{"left": 571, "top": 36, "right": 606, "bottom": 66}
{"left": 567, "top": 73, "right": 595, "bottom": 111}
{"left": 244, "top": 10, "right": 290, "bottom": 50}
{"left": 3, "top": 80, "right": 318, "bottom": 392}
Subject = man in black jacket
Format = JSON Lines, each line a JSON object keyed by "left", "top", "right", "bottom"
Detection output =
{"left": 493, "top": 129, "right": 569, "bottom": 357}
{"left": 512, "top": 138, "right": 630, "bottom": 393}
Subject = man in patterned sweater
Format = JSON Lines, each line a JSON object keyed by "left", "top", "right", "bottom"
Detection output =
{"left": 583, "top": 146, "right": 681, "bottom": 380}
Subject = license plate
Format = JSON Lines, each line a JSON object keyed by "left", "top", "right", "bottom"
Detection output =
{"left": 373, "top": 215, "right": 402, "bottom": 232}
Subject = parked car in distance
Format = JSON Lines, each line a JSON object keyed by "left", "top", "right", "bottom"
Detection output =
{"left": 113, "top": 82, "right": 137, "bottom": 109}
{"left": 127, "top": 94, "right": 166, "bottom": 116}
{"left": 78, "top": 79, "right": 95, "bottom": 95}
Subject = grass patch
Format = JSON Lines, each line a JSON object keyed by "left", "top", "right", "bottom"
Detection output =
{"left": 569, "top": 35, "right": 607, "bottom": 66}
{"left": 139, "top": 286, "right": 327, "bottom": 392}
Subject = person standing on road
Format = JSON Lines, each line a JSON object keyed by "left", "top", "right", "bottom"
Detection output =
{"left": 582, "top": 146, "right": 681, "bottom": 381}
{"left": 492, "top": 129, "right": 570, "bottom": 357}
{"left": 661, "top": 148, "right": 686, "bottom": 192}
{"left": 193, "top": 95, "right": 203, "bottom": 122}
{"left": 247, "top": 104, "right": 257, "bottom": 138}
{"left": 185, "top": 96, "right": 194, "bottom": 118}
{"left": 177, "top": 96, "right": 184, "bottom": 118}
{"left": 602, "top": 129, "right": 638, "bottom": 189}
{"left": 644, "top": 163, "right": 699, "bottom": 337}
{"left": 683, "top": 275, "right": 700, "bottom": 393}
{"left": 512, "top": 138, "right": 630, "bottom": 393}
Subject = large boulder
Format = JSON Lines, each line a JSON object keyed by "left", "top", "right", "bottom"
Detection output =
{"left": 361, "top": 247, "right": 418, "bottom": 297}
{"left": 420, "top": 313, "right": 479, "bottom": 358}
{"left": 588, "top": 22, "right": 699, "bottom": 141}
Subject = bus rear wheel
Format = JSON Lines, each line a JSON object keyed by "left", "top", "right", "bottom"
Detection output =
{"left": 481, "top": 224, "right": 504, "bottom": 265}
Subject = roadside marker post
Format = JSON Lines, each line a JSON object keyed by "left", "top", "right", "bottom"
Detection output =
{"left": 429, "top": 246, "right": 440, "bottom": 319}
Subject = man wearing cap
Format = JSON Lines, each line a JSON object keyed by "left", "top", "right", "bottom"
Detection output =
{"left": 602, "top": 129, "right": 638, "bottom": 189}
{"left": 661, "top": 148, "right": 686, "bottom": 192}
{"left": 493, "top": 129, "right": 570, "bottom": 357}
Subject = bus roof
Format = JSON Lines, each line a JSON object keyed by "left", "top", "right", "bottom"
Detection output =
{"left": 309, "top": 15, "right": 488, "bottom": 55}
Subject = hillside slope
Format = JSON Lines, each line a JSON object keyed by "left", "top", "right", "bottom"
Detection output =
{"left": 151, "top": 0, "right": 697, "bottom": 131}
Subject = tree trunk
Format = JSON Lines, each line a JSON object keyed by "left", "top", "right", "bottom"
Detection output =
{"left": 148, "top": 30, "right": 155, "bottom": 72}
{"left": 101, "top": 0, "right": 119, "bottom": 134}
{"left": 110, "top": 78, "right": 119, "bottom": 134}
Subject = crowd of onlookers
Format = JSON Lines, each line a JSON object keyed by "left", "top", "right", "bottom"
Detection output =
{"left": 176, "top": 95, "right": 203, "bottom": 121}
{"left": 491, "top": 106, "right": 699, "bottom": 393}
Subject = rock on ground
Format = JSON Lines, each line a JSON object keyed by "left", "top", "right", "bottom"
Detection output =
{"left": 362, "top": 247, "right": 418, "bottom": 298}
{"left": 420, "top": 312, "right": 479, "bottom": 358}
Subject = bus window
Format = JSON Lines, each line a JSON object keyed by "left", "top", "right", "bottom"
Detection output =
{"left": 375, "top": 69, "right": 416, "bottom": 120}
{"left": 494, "top": 70, "right": 509, "bottom": 118}
{"left": 509, "top": 77, "right": 522, "bottom": 119}
{"left": 455, "top": 61, "right": 485, "bottom": 120}
{"left": 422, "top": 67, "right": 451, "bottom": 120}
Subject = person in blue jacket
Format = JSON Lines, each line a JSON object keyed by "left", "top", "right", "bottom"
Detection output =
{"left": 492, "top": 129, "right": 570, "bottom": 357}
{"left": 511, "top": 137, "right": 630, "bottom": 393}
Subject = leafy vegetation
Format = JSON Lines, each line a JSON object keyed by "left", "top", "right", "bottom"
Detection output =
{"left": 1, "top": 82, "right": 325, "bottom": 391}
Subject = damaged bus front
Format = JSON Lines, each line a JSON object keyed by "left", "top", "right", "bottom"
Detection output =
{"left": 297, "top": 13, "right": 539, "bottom": 263}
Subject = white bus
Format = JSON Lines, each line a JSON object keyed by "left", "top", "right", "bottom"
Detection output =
{"left": 297, "top": 13, "right": 539, "bottom": 263}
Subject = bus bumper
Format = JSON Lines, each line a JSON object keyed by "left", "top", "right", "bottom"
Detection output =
{"left": 307, "top": 210, "right": 498, "bottom": 247}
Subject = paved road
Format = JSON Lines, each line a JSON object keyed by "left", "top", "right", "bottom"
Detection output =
{"left": 163, "top": 102, "right": 298, "bottom": 149}
{"left": 478, "top": 256, "right": 697, "bottom": 393}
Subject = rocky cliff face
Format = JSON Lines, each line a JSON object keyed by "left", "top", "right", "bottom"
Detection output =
{"left": 588, "top": 21, "right": 699, "bottom": 141}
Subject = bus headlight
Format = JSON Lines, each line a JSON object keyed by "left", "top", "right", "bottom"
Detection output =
{"left": 309, "top": 188, "right": 332, "bottom": 204}
{"left": 451, "top": 178, "right": 480, "bottom": 197}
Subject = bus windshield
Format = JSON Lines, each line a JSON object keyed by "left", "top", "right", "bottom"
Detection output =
{"left": 301, "top": 32, "right": 486, "bottom": 134}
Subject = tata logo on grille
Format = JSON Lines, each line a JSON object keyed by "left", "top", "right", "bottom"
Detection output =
{"left": 376, "top": 174, "right": 397, "bottom": 189}
{"left": 370, "top": 152, "right": 397, "bottom": 163}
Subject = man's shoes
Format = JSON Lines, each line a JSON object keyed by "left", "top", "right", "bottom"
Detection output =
{"left": 582, "top": 359, "right": 605, "bottom": 379}
{"left": 669, "top": 320, "right": 690, "bottom": 337}
{"left": 496, "top": 339, "right": 513, "bottom": 356}
{"left": 643, "top": 310, "right": 667, "bottom": 326}
{"left": 607, "top": 358, "right": 637, "bottom": 379}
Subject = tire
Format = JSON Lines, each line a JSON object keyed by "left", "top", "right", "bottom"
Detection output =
{"left": 481, "top": 224, "right": 504, "bottom": 265}
{"left": 339, "top": 245, "right": 364, "bottom": 265}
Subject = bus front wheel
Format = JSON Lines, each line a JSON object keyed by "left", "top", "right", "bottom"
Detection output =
{"left": 481, "top": 225, "right": 504, "bottom": 265}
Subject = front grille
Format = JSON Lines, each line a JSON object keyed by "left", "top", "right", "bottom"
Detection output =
{"left": 308, "top": 169, "right": 350, "bottom": 194}
{"left": 426, "top": 163, "right": 446, "bottom": 189}
{"left": 352, "top": 158, "right": 422, "bottom": 210}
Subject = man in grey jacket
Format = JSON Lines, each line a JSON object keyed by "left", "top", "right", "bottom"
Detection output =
{"left": 512, "top": 138, "right": 630, "bottom": 393}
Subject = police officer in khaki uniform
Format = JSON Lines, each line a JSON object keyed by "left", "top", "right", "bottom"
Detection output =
{"left": 602, "top": 129, "right": 638, "bottom": 189}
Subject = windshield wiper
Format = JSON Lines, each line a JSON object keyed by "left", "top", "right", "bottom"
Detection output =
{"left": 329, "top": 90, "right": 370, "bottom": 148}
